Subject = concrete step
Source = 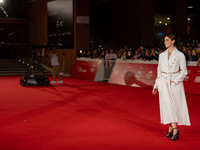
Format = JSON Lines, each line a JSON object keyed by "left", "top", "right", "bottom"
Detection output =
{"left": 0, "top": 58, "right": 51, "bottom": 76}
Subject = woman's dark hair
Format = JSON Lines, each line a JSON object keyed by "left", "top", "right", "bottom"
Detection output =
{"left": 165, "top": 33, "right": 176, "bottom": 41}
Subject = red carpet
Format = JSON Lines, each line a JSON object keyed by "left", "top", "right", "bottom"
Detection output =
{"left": 0, "top": 76, "right": 200, "bottom": 150}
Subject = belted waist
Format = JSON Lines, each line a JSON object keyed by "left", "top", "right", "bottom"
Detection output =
{"left": 161, "top": 71, "right": 179, "bottom": 74}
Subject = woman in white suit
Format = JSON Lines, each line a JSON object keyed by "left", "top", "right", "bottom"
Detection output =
{"left": 152, "top": 34, "right": 191, "bottom": 141}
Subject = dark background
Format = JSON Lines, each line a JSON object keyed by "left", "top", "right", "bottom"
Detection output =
{"left": 47, "top": 0, "right": 74, "bottom": 49}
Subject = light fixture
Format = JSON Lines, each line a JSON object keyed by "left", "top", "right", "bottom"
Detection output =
{"left": 165, "top": 23, "right": 168, "bottom": 26}
{"left": 167, "top": 17, "right": 170, "bottom": 20}
{"left": 188, "top": 2, "right": 193, "bottom": 9}
{"left": 188, "top": 18, "right": 191, "bottom": 21}
{"left": 0, "top": 0, "right": 3, "bottom": 3}
{"left": 159, "top": 21, "right": 162, "bottom": 24}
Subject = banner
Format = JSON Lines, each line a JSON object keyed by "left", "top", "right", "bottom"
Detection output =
{"left": 71, "top": 59, "right": 104, "bottom": 81}
{"left": 70, "top": 59, "right": 200, "bottom": 95}
{"left": 184, "top": 66, "right": 200, "bottom": 95}
{"left": 109, "top": 61, "right": 157, "bottom": 88}
{"left": 109, "top": 60, "right": 200, "bottom": 95}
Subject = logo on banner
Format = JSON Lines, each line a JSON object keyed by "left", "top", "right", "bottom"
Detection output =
{"left": 78, "top": 67, "right": 87, "bottom": 73}
{"left": 124, "top": 71, "right": 135, "bottom": 86}
{"left": 194, "top": 76, "right": 200, "bottom": 83}
{"left": 127, "top": 72, "right": 133, "bottom": 77}
{"left": 146, "top": 71, "right": 153, "bottom": 79}
{"left": 90, "top": 68, "right": 95, "bottom": 72}
{"left": 136, "top": 71, "right": 143, "bottom": 78}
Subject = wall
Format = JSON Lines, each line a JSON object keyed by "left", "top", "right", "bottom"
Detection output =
{"left": 112, "top": 0, "right": 154, "bottom": 49}
{"left": 171, "top": 0, "right": 188, "bottom": 43}
{"left": 75, "top": 0, "right": 90, "bottom": 52}
{"left": 190, "top": 16, "right": 200, "bottom": 40}
{"left": 27, "top": 0, "right": 48, "bottom": 45}
{"left": 26, "top": 0, "right": 90, "bottom": 74}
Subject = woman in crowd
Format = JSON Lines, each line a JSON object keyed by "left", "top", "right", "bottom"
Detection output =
{"left": 150, "top": 47, "right": 159, "bottom": 60}
{"left": 152, "top": 34, "right": 191, "bottom": 141}
{"left": 91, "top": 49, "right": 99, "bottom": 59}
{"left": 131, "top": 50, "right": 141, "bottom": 60}
{"left": 144, "top": 49, "right": 151, "bottom": 61}
{"left": 98, "top": 50, "right": 105, "bottom": 59}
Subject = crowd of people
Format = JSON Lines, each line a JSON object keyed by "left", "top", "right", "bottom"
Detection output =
{"left": 78, "top": 40, "right": 200, "bottom": 62}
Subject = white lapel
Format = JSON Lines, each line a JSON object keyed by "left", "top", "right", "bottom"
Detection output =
{"left": 169, "top": 47, "right": 178, "bottom": 64}
{"left": 163, "top": 50, "right": 169, "bottom": 68}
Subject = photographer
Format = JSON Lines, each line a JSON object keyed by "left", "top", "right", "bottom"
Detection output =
{"left": 47, "top": 48, "right": 63, "bottom": 84}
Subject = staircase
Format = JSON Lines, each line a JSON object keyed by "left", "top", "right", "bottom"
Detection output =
{"left": 0, "top": 58, "right": 51, "bottom": 76}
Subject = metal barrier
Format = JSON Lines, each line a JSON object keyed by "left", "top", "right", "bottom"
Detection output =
{"left": 103, "top": 59, "right": 116, "bottom": 80}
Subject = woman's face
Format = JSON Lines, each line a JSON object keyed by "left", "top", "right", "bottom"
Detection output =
{"left": 164, "top": 36, "right": 175, "bottom": 48}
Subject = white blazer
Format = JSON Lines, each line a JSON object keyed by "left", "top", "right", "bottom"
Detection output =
{"left": 154, "top": 47, "right": 191, "bottom": 125}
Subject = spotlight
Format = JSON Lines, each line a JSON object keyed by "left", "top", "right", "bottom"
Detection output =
{"left": 0, "top": 0, "right": 4, "bottom": 3}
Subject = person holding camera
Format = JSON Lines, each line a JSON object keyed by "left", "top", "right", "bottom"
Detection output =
{"left": 49, "top": 48, "right": 63, "bottom": 84}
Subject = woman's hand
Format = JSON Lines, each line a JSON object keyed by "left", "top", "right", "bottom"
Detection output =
{"left": 152, "top": 88, "right": 158, "bottom": 95}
